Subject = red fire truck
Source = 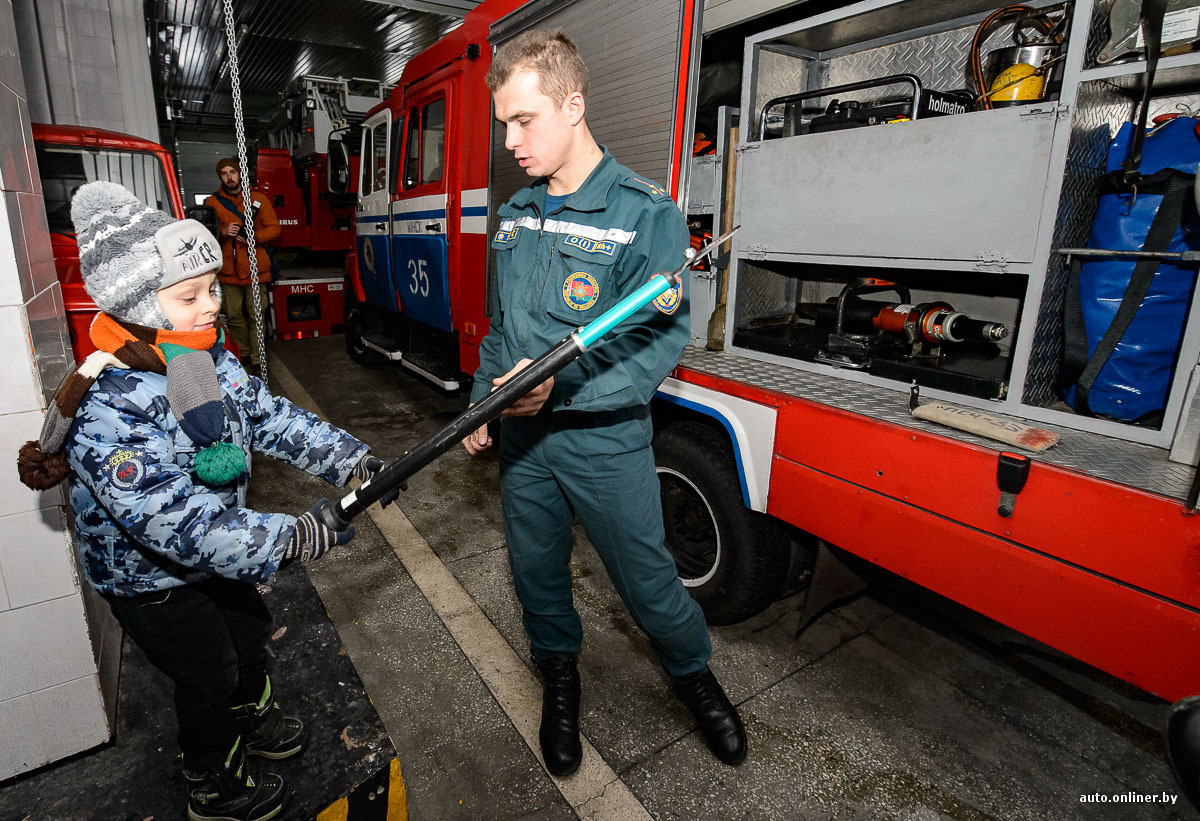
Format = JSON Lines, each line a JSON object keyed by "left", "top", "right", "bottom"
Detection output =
{"left": 257, "top": 75, "right": 386, "bottom": 255}
{"left": 341, "top": 0, "right": 1200, "bottom": 707}
{"left": 338, "top": 0, "right": 528, "bottom": 390}
{"left": 32, "top": 124, "right": 187, "bottom": 362}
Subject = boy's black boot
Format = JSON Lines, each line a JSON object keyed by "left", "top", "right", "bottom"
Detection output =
{"left": 536, "top": 656, "right": 582, "bottom": 776}
{"left": 671, "top": 666, "right": 747, "bottom": 766}
{"left": 184, "top": 736, "right": 290, "bottom": 821}
{"left": 231, "top": 675, "right": 306, "bottom": 760}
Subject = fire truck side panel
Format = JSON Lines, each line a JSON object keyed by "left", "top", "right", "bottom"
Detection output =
{"left": 768, "top": 393, "right": 1200, "bottom": 610}
{"left": 769, "top": 456, "right": 1200, "bottom": 702}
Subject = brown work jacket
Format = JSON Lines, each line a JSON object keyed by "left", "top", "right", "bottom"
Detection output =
{"left": 205, "top": 189, "right": 281, "bottom": 286}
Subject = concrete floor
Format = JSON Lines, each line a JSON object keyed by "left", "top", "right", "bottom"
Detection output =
{"left": 1, "top": 332, "right": 1190, "bottom": 820}
{"left": 265, "top": 335, "right": 1187, "bottom": 820}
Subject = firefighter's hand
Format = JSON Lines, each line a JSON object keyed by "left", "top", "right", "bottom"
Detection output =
{"left": 463, "top": 421, "right": 491, "bottom": 455}
{"left": 223, "top": 222, "right": 241, "bottom": 238}
{"left": 496, "top": 358, "right": 553, "bottom": 417}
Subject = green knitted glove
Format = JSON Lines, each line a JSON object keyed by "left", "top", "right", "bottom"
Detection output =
{"left": 283, "top": 501, "right": 355, "bottom": 562}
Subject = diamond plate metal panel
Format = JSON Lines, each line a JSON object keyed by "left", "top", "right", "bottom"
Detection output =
{"left": 825, "top": 25, "right": 985, "bottom": 94}
{"left": 679, "top": 346, "right": 1193, "bottom": 500}
{"left": 732, "top": 260, "right": 797, "bottom": 330}
{"left": 753, "top": 49, "right": 810, "bottom": 136}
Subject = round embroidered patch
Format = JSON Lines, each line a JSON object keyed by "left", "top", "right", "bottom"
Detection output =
{"left": 652, "top": 280, "right": 682, "bottom": 315}
{"left": 562, "top": 272, "right": 599, "bottom": 311}
{"left": 104, "top": 449, "right": 147, "bottom": 491}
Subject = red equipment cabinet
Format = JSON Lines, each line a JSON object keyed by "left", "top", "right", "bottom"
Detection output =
{"left": 270, "top": 272, "right": 346, "bottom": 340}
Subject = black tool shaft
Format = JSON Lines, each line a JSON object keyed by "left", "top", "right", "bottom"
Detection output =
{"left": 317, "top": 335, "right": 583, "bottom": 531}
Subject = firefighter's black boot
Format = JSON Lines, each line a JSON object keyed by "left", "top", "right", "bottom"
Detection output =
{"left": 1167, "top": 696, "right": 1200, "bottom": 813}
{"left": 184, "top": 736, "right": 290, "bottom": 821}
{"left": 671, "top": 666, "right": 747, "bottom": 766}
{"left": 231, "top": 675, "right": 306, "bottom": 760}
{"left": 536, "top": 656, "right": 582, "bottom": 776}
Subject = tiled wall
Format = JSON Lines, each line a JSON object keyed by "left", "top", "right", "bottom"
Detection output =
{"left": 0, "top": 0, "right": 114, "bottom": 781}
{"left": 13, "top": 0, "right": 159, "bottom": 143}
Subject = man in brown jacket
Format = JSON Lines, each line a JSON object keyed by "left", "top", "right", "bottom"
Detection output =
{"left": 206, "top": 158, "right": 280, "bottom": 368}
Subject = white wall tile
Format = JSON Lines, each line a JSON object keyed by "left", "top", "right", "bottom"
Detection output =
{"left": 0, "top": 195, "right": 19, "bottom": 307}
{"left": 0, "top": 556, "right": 10, "bottom": 612}
{"left": 24, "top": 281, "right": 71, "bottom": 406}
{"left": 0, "top": 693, "right": 46, "bottom": 780}
{"left": 0, "top": 0, "right": 24, "bottom": 102}
{"left": 32, "top": 674, "right": 109, "bottom": 761}
{"left": 0, "top": 304, "right": 40, "bottom": 414}
{"left": 0, "top": 81, "right": 32, "bottom": 195}
{"left": 0, "top": 411, "right": 64, "bottom": 517}
{"left": 0, "top": 594, "right": 95, "bottom": 699}
{"left": 0, "top": 507, "right": 77, "bottom": 609}
{"left": 18, "top": 191, "right": 59, "bottom": 303}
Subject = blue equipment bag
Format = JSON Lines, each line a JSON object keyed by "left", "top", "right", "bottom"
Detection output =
{"left": 1061, "top": 115, "right": 1200, "bottom": 423}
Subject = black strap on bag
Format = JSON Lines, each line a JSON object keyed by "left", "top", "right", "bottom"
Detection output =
{"left": 213, "top": 192, "right": 278, "bottom": 279}
{"left": 1121, "top": 0, "right": 1167, "bottom": 188}
{"left": 1061, "top": 173, "right": 1191, "bottom": 414}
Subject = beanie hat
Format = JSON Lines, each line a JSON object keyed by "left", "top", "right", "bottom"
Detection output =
{"left": 216, "top": 157, "right": 239, "bottom": 174}
{"left": 71, "top": 181, "right": 222, "bottom": 329}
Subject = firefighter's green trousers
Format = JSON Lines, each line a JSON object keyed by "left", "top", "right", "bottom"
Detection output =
{"left": 498, "top": 405, "right": 711, "bottom": 678}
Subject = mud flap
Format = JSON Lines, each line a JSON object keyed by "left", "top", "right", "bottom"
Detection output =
{"left": 795, "top": 541, "right": 870, "bottom": 637}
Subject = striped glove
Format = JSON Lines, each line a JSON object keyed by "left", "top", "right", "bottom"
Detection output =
{"left": 352, "top": 454, "right": 401, "bottom": 509}
{"left": 283, "top": 500, "right": 355, "bottom": 562}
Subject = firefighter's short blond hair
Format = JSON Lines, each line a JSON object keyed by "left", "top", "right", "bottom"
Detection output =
{"left": 486, "top": 29, "right": 589, "bottom": 109}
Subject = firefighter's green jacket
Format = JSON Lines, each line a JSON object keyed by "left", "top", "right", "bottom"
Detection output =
{"left": 470, "top": 148, "right": 690, "bottom": 409}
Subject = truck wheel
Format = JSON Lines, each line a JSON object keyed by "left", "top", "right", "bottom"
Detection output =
{"left": 346, "top": 305, "right": 385, "bottom": 366}
{"left": 654, "top": 422, "right": 789, "bottom": 625}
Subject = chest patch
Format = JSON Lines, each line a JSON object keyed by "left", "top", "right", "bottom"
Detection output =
{"left": 103, "top": 448, "right": 149, "bottom": 491}
{"left": 563, "top": 235, "right": 617, "bottom": 256}
{"left": 653, "top": 280, "right": 683, "bottom": 315}
{"left": 494, "top": 228, "right": 517, "bottom": 243}
{"left": 563, "top": 272, "right": 600, "bottom": 311}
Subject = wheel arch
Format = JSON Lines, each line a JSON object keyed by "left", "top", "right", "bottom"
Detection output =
{"left": 653, "top": 377, "right": 778, "bottom": 513}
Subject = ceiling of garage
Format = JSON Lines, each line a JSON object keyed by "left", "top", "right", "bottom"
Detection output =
{"left": 145, "top": 0, "right": 476, "bottom": 143}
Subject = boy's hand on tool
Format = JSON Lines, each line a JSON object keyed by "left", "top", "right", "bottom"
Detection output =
{"left": 352, "top": 453, "right": 401, "bottom": 509}
{"left": 283, "top": 500, "right": 354, "bottom": 562}
{"left": 496, "top": 358, "right": 554, "bottom": 417}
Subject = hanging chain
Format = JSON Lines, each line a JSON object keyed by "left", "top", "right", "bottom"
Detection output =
{"left": 222, "top": 0, "right": 268, "bottom": 382}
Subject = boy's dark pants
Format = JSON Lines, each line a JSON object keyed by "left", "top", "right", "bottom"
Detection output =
{"left": 106, "top": 577, "right": 273, "bottom": 770}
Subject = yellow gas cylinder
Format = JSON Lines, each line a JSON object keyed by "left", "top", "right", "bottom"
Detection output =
{"left": 990, "top": 62, "right": 1045, "bottom": 104}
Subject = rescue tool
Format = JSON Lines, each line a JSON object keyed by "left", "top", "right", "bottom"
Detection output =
{"left": 314, "top": 226, "right": 742, "bottom": 532}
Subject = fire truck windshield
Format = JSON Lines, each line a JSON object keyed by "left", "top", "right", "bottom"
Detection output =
{"left": 36, "top": 145, "right": 172, "bottom": 233}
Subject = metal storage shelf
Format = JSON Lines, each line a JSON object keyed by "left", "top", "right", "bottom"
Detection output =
{"left": 1080, "top": 50, "right": 1200, "bottom": 84}
{"left": 720, "top": 0, "right": 1200, "bottom": 451}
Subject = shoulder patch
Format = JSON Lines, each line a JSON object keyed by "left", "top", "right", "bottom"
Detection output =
{"left": 652, "top": 279, "right": 682, "bottom": 315}
{"left": 103, "top": 448, "right": 150, "bottom": 491}
{"left": 620, "top": 176, "right": 671, "bottom": 201}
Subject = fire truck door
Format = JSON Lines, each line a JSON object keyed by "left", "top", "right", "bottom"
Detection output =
{"left": 356, "top": 111, "right": 398, "bottom": 312}
{"left": 390, "top": 95, "right": 452, "bottom": 333}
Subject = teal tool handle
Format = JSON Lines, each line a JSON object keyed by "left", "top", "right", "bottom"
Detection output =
{"left": 576, "top": 272, "right": 675, "bottom": 347}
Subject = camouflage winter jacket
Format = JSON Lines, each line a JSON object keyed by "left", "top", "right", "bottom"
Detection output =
{"left": 65, "top": 350, "right": 368, "bottom": 596}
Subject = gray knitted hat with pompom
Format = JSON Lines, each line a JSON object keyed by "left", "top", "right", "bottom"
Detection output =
{"left": 71, "top": 181, "right": 222, "bottom": 329}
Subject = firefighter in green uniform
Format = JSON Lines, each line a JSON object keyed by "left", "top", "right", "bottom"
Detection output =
{"left": 463, "top": 29, "right": 747, "bottom": 776}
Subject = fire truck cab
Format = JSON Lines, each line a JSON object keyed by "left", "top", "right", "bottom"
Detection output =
{"left": 341, "top": 0, "right": 525, "bottom": 390}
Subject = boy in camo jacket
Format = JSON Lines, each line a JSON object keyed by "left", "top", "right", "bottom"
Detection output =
{"left": 17, "top": 181, "right": 394, "bottom": 821}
